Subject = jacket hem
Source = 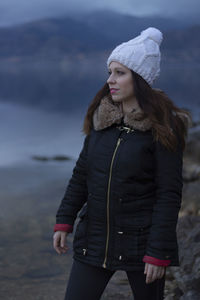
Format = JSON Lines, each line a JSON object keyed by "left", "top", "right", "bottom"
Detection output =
{"left": 73, "top": 253, "right": 146, "bottom": 272}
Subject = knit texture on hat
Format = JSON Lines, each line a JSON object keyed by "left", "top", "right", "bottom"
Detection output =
{"left": 107, "top": 27, "right": 163, "bottom": 86}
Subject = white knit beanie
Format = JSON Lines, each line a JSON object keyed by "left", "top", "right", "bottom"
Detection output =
{"left": 106, "top": 27, "right": 163, "bottom": 86}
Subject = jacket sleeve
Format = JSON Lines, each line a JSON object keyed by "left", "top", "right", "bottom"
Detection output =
{"left": 145, "top": 135, "right": 183, "bottom": 261}
{"left": 143, "top": 255, "right": 171, "bottom": 267}
{"left": 54, "top": 224, "right": 73, "bottom": 233}
{"left": 54, "top": 134, "right": 90, "bottom": 232}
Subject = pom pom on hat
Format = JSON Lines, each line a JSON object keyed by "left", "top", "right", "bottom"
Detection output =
{"left": 140, "top": 27, "right": 163, "bottom": 46}
{"left": 106, "top": 27, "right": 163, "bottom": 86}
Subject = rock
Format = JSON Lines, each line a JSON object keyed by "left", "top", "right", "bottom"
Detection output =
{"left": 179, "top": 202, "right": 200, "bottom": 217}
{"left": 182, "top": 161, "right": 200, "bottom": 182}
{"left": 164, "top": 270, "right": 183, "bottom": 299}
{"left": 183, "top": 125, "right": 200, "bottom": 182}
{"left": 168, "top": 216, "right": 200, "bottom": 298}
{"left": 31, "top": 154, "right": 71, "bottom": 161}
{"left": 31, "top": 155, "right": 49, "bottom": 161}
{"left": 180, "top": 290, "right": 200, "bottom": 300}
{"left": 185, "top": 128, "right": 200, "bottom": 163}
{"left": 51, "top": 155, "right": 71, "bottom": 161}
{"left": 180, "top": 178, "right": 200, "bottom": 216}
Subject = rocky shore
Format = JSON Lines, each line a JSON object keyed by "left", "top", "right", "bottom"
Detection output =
{"left": 163, "top": 121, "right": 200, "bottom": 300}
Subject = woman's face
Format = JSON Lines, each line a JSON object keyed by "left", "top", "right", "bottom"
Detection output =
{"left": 107, "top": 61, "right": 135, "bottom": 103}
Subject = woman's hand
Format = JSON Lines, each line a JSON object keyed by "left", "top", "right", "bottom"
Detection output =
{"left": 53, "top": 231, "right": 69, "bottom": 254}
{"left": 144, "top": 262, "right": 166, "bottom": 284}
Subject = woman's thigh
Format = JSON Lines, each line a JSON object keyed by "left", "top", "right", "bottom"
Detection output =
{"left": 126, "top": 269, "right": 166, "bottom": 300}
{"left": 64, "top": 259, "right": 115, "bottom": 300}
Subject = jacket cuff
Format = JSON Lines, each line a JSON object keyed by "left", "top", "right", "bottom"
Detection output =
{"left": 54, "top": 224, "right": 73, "bottom": 233}
{"left": 143, "top": 255, "right": 171, "bottom": 266}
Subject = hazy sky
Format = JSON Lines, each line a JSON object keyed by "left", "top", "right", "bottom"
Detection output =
{"left": 0, "top": 0, "right": 199, "bottom": 27}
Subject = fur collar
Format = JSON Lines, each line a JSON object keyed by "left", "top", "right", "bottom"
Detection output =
{"left": 93, "top": 95, "right": 153, "bottom": 131}
{"left": 92, "top": 94, "right": 192, "bottom": 132}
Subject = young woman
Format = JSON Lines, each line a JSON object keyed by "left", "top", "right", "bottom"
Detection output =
{"left": 53, "top": 27, "right": 191, "bottom": 300}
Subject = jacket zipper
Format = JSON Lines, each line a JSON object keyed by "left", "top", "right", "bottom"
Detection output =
{"left": 102, "top": 137, "right": 123, "bottom": 268}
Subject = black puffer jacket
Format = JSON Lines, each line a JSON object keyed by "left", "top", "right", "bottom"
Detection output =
{"left": 55, "top": 95, "right": 186, "bottom": 271}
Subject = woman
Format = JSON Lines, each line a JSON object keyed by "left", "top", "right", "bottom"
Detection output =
{"left": 53, "top": 27, "right": 191, "bottom": 300}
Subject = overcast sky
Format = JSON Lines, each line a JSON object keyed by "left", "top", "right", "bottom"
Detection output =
{"left": 0, "top": 0, "right": 199, "bottom": 27}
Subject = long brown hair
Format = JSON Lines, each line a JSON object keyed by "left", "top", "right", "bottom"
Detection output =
{"left": 82, "top": 70, "right": 192, "bottom": 152}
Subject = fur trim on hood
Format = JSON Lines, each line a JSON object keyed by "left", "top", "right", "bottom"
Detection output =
{"left": 93, "top": 95, "right": 153, "bottom": 131}
{"left": 92, "top": 94, "right": 192, "bottom": 132}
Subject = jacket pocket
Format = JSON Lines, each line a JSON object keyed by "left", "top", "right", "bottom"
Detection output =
{"left": 121, "top": 227, "right": 139, "bottom": 263}
{"left": 121, "top": 224, "right": 151, "bottom": 263}
{"left": 73, "top": 204, "right": 88, "bottom": 256}
{"left": 77, "top": 203, "right": 88, "bottom": 219}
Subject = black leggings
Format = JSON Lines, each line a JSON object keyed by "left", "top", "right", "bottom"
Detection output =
{"left": 64, "top": 259, "right": 166, "bottom": 300}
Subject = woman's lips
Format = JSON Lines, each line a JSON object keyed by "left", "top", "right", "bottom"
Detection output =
{"left": 110, "top": 89, "right": 119, "bottom": 94}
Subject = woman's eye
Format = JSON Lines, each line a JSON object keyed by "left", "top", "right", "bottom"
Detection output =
{"left": 108, "top": 71, "right": 124, "bottom": 75}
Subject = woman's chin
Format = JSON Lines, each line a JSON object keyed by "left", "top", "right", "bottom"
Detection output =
{"left": 111, "top": 95, "right": 122, "bottom": 103}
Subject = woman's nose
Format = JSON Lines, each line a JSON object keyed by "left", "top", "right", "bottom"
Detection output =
{"left": 107, "top": 74, "right": 116, "bottom": 84}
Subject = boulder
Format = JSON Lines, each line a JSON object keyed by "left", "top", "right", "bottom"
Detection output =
{"left": 166, "top": 216, "right": 200, "bottom": 299}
